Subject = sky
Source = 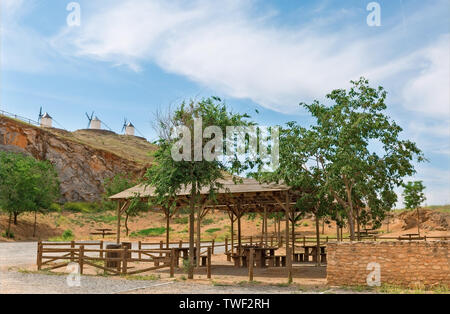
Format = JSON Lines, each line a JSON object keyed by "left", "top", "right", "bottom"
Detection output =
{"left": 0, "top": 0, "right": 449, "bottom": 206}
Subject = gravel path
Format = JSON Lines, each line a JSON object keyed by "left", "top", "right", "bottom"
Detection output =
{"left": 0, "top": 242, "right": 352, "bottom": 294}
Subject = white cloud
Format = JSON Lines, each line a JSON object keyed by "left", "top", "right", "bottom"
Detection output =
{"left": 48, "top": 0, "right": 449, "bottom": 117}
{"left": 402, "top": 35, "right": 450, "bottom": 118}
{"left": 46, "top": 0, "right": 395, "bottom": 112}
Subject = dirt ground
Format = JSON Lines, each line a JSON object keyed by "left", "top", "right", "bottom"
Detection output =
{"left": 1, "top": 207, "right": 449, "bottom": 243}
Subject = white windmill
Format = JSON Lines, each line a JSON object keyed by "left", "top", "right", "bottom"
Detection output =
{"left": 38, "top": 107, "right": 53, "bottom": 128}
{"left": 121, "top": 118, "right": 135, "bottom": 136}
{"left": 86, "top": 112, "right": 101, "bottom": 130}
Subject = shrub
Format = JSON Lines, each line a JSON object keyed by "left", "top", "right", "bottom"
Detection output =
{"left": 63, "top": 202, "right": 101, "bottom": 213}
{"left": 205, "top": 228, "right": 221, "bottom": 234}
{"left": 48, "top": 203, "right": 62, "bottom": 212}
{"left": 2, "top": 231, "right": 14, "bottom": 239}
{"left": 202, "top": 218, "right": 214, "bottom": 226}
{"left": 130, "top": 227, "right": 172, "bottom": 237}
{"left": 49, "top": 229, "right": 74, "bottom": 242}
{"left": 173, "top": 217, "right": 189, "bottom": 224}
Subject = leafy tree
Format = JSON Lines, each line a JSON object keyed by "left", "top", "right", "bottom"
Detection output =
{"left": 103, "top": 173, "right": 137, "bottom": 210}
{"left": 402, "top": 181, "right": 426, "bottom": 235}
{"left": 0, "top": 152, "right": 60, "bottom": 238}
{"left": 145, "top": 97, "right": 253, "bottom": 279}
{"left": 299, "top": 78, "right": 425, "bottom": 240}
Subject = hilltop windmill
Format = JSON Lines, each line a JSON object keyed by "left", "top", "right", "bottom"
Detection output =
{"left": 85, "top": 111, "right": 101, "bottom": 130}
{"left": 121, "top": 118, "right": 135, "bottom": 136}
{"left": 38, "top": 107, "right": 52, "bottom": 128}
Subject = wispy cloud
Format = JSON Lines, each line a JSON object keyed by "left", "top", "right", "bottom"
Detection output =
{"left": 48, "top": 0, "right": 449, "bottom": 116}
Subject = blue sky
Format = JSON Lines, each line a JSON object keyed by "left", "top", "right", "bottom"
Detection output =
{"left": 1, "top": 0, "right": 449, "bottom": 205}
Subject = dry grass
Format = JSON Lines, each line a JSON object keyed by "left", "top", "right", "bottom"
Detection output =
{"left": 49, "top": 128, "right": 157, "bottom": 165}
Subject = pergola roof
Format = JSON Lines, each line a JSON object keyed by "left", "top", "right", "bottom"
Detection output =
{"left": 109, "top": 177, "right": 295, "bottom": 213}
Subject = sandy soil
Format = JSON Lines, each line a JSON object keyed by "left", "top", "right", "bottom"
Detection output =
{"left": 1, "top": 208, "right": 449, "bottom": 243}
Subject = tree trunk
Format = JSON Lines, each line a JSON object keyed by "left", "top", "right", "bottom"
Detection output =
{"left": 237, "top": 213, "right": 242, "bottom": 254}
{"left": 188, "top": 187, "right": 196, "bottom": 279}
{"left": 13, "top": 212, "right": 18, "bottom": 225}
{"left": 7, "top": 212, "right": 12, "bottom": 237}
{"left": 33, "top": 211, "right": 37, "bottom": 238}
{"left": 343, "top": 181, "right": 356, "bottom": 241}
{"left": 321, "top": 219, "right": 325, "bottom": 235}
{"left": 356, "top": 208, "right": 361, "bottom": 241}
{"left": 166, "top": 211, "right": 170, "bottom": 249}
{"left": 196, "top": 207, "right": 201, "bottom": 267}
{"left": 336, "top": 221, "right": 340, "bottom": 241}
{"left": 315, "top": 213, "right": 321, "bottom": 266}
{"left": 291, "top": 213, "right": 295, "bottom": 258}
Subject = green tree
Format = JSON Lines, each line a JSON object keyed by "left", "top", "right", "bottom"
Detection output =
{"left": 300, "top": 78, "right": 425, "bottom": 240}
{"left": 103, "top": 173, "right": 137, "bottom": 210}
{"left": 0, "top": 152, "right": 60, "bottom": 238}
{"left": 402, "top": 181, "right": 426, "bottom": 235}
{"left": 145, "top": 97, "right": 253, "bottom": 279}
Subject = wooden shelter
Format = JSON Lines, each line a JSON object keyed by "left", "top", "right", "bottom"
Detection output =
{"left": 109, "top": 177, "right": 298, "bottom": 281}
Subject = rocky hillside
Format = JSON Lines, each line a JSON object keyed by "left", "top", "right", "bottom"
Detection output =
{"left": 0, "top": 115, "right": 157, "bottom": 202}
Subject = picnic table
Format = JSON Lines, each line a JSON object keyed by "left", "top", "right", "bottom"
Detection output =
{"left": 302, "top": 245, "right": 326, "bottom": 263}
{"left": 89, "top": 228, "right": 115, "bottom": 238}
{"left": 172, "top": 247, "right": 207, "bottom": 267}
{"left": 234, "top": 245, "right": 277, "bottom": 268}
{"left": 400, "top": 233, "right": 422, "bottom": 240}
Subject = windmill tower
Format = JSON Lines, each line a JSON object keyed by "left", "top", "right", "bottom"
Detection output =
{"left": 38, "top": 107, "right": 53, "bottom": 128}
{"left": 85, "top": 112, "right": 101, "bottom": 130}
{"left": 122, "top": 118, "right": 135, "bottom": 136}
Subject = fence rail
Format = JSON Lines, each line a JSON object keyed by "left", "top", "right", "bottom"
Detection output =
{"left": 37, "top": 241, "right": 178, "bottom": 276}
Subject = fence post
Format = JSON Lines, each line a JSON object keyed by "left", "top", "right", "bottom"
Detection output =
{"left": 70, "top": 241, "right": 75, "bottom": 262}
{"left": 303, "top": 236, "right": 306, "bottom": 247}
{"left": 179, "top": 240, "right": 183, "bottom": 248}
{"left": 122, "top": 246, "right": 128, "bottom": 275}
{"left": 248, "top": 248, "right": 254, "bottom": 282}
{"left": 138, "top": 241, "right": 142, "bottom": 260}
{"left": 79, "top": 245, "right": 84, "bottom": 275}
{"left": 211, "top": 240, "right": 215, "bottom": 255}
{"left": 250, "top": 236, "right": 253, "bottom": 246}
{"left": 160, "top": 241, "right": 163, "bottom": 257}
{"left": 100, "top": 241, "right": 104, "bottom": 259}
{"left": 207, "top": 247, "right": 212, "bottom": 279}
{"left": 170, "top": 249, "right": 175, "bottom": 278}
{"left": 37, "top": 241, "right": 42, "bottom": 270}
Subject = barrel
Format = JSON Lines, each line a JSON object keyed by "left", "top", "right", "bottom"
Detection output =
{"left": 105, "top": 244, "right": 121, "bottom": 268}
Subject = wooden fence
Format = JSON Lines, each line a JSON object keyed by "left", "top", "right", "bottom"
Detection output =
{"left": 37, "top": 241, "right": 176, "bottom": 276}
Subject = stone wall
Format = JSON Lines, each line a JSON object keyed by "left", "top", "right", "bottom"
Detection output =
{"left": 327, "top": 241, "right": 450, "bottom": 288}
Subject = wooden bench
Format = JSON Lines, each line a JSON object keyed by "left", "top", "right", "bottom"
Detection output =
{"left": 231, "top": 254, "right": 247, "bottom": 267}
{"left": 153, "top": 256, "right": 170, "bottom": 266}
{"left": 274, "top": 256, "right": 286, "bottom": 267}
{"left": 293, "top": 253, "right": 305, "bottom": 262}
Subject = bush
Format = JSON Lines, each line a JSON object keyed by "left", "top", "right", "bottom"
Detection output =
{"left": 48, "top": 203, "right": 62, "bottom": 212}
{"left": 130, "top": 227, "right": 172, "bottom": 237}
{"left": 49, "top": 229, "right": 74, "bottom": 242}
{"left": 205, "top": 228, "right": 221, "bottom": 234}
{"left": 202, "top": 218, "right": 214, "bottom": 226}
{"left": 63, "top": 202, "right": 101, "bottom": 213}
{"left": 173, "top": 217, "right": 188, "bottom": 224}
{"left": 2, "top": 231, "right": 14, "bottom": 239}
